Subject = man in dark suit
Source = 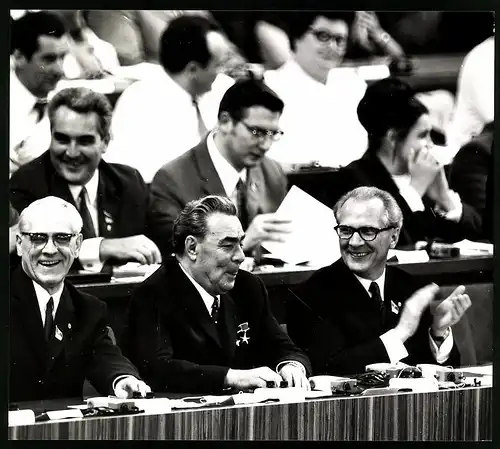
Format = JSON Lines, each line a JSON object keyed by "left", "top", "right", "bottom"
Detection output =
{"left": 10, "top": 196, "right": 151, "bottom": 402}
{"left": 126, "top": 195, "right": 311, "bottom": 393}
{"left": 287, "top": 186, "right": 472, "bottom": 376}
{"left": 10, "top": 87, "right": 161, "bottom": 271}
{"left": 149, "top": 78, "right": 291, "bottom": 257}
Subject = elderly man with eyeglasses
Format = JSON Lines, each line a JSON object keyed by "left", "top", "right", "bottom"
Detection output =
{"left": 287, "top": 186, "right": 472, "bottom": 376}
{"left": 149, "top": 78, "right": 291, "bottom": 257}
{"left": 10, "top": 196, "right": 151, "bottom": 402}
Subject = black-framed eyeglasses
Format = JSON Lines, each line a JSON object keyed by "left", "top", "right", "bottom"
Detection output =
{"left": 308, "top": 28, "right": 348, "bottom": 46}
{"left": 240, "top": 121, "right": 284, "bottom": 142}
{"left": 21, "top": 232, "right": 77, "bottom": 248}
{"left": 334, "top": 225, "right": 395, "bottom": 241}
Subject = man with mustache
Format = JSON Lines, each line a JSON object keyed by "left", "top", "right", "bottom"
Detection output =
{"left": 125, "top": 195, "right": 311, "bottom": 393}
{"left": 149, "top": 78, "right": 292, "bottom": 257}
{"left": 288, "top": 186, "right": 472, "bottom": 375}
{"left": 10, "top": 11, "right": 68, "bottom": 176}
{"left": 10, "top": 87, "right": 161, "bottom": 272}
{"left": 264, "top": 12, "right": 368, "bottom": 170}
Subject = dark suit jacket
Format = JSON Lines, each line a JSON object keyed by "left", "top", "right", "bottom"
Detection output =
{"left": 287, "top": 259, "right": 460, "bottom": 376}
{"left": 149, "top": 138, "right": 288, "bottom": 256}
{"left": 124, "top": 256, "right": 311, "bottom": 393}
{"left": 331, "top": 152, "right": 480, "bottom": 246}
{"left": 449, "top": 122, "right": 493, "bottom": 240}
{"left": 10, "top": 266, "right": 140, "bottom": 402}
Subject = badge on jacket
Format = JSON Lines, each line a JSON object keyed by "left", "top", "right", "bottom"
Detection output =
{"left": 236, "top": 322, "right": 250, "bottom": 346}
{"left": 55, "top": 325, "right": 63, "bottom": 341}
{"left": 103, "top": 210, "right": 114, "bottom": 232}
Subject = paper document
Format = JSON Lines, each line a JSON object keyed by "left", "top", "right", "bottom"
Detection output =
{"left": 261, "top": 186, "right": 340, "bottom": 266}
{"left": 451, "top": 239, "right": 494, "bottom": 256}
{"left": 388, "top": 249, "right": 430, "bottom": 264}
{"left": 112, "top": 262, "right": 161, "bottom": 279}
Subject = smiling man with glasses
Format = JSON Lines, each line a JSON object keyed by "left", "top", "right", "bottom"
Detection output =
{"left": 287, "top": 186, "right": 472, "bottom": 376}
{"left": 150, "top": 78, "right": 291, "bottom": 256}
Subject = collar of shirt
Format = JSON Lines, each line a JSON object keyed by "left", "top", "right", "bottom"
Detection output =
{"left": 68, "top": 169, "right": 100, "bottom": 208}
{"left": 392, "top": 173, "right": 411, "bottom": 189}
{"left": 178, "top": 259, "right": 220, "bottom": 314}
{"left": 32, "top": 280, "right": 64, "bottom": 325}
{"left": 353, "top": 269, "right": 386, "bottom": 303}
{"left": 10, "top": 69, "right": 45, "bottom": 118}
{"left": 207, "top": 130, "right": 246, "bottom": 197}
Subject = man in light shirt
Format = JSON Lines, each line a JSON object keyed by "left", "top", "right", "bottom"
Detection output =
{"left": 126, "top": 195, "right": 311, "bottom": 393}
{"left": 10, "top": 11, "right": 69, "bottom": 176}
{"left": 10, "top": 87, "right": 161, "bottom": 272}
{"left": 10, "top": 196, "right": 151, "bottom": 401}
{"left": 264, "top": 11, "right": 368, "bottom": 170}
{"left": 105, "top": 15, "right": 236, "bottom": 183}
{"left": 287, "top": 186, "right": 472, "bottom": 375}
{"left": 149, "top": 78, "right": 291, "bottom": 257}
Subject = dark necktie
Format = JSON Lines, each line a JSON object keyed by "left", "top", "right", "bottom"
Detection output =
{"left": 33, "top": 100, "right": 47, "bottom": 123}
{"left": 369, "top": 281, "right": 391, "bottom": 326}
{"left": 44, "top": 297, "right": 54, "bottom": 341}
{"left": 211, "top": 296, "right": 220, "bottom": 324}
{"left": 78, "top": 187, "right": 96, "bottom": 239}
{"left": 235, "top": 176, "right": 249, "bottom": 230}
{"left": 192, "top": 98, "right": 208, "bottom": 138}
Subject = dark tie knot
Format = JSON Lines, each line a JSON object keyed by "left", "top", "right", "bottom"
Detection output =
{"left": 369, "top": 281, "right": 381, "bottom": 301}
{"left": 33, "top": 100, "right": 48, "bottom": 123}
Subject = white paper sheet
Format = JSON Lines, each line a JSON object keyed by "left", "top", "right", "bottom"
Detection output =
{"left": 261, "top": 186, "right": 340, "bottom": 266}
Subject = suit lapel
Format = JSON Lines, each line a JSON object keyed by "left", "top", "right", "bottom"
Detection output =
{"left": 47, "top": 285, "right": 76, "bottom": 368}
{"left": 96, "top": 165, "right": 120, "bottom": 237}
{"left": 218, "top": 291, "right": 239, "bottom": 358}
{"left": 11, "top": 267, "right": 51, "bottom": 366}
{"left": 194, "top": 140, "right": 226, "bottom": 197}
{"left": 168, "top": 259, "right": 222, "bottom": 348}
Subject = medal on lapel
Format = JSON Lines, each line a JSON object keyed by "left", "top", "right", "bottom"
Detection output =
{"left": 55, "top": 325, "right": 63, "bottom": 341}
{"left": 392, "top": 301, "right": 401, "bottom": 315}
{"left": 236, "top": 322, "right": 250, "bottom": 346}
{"left": 103, "top": 210, "right": 114, "bottom": 232}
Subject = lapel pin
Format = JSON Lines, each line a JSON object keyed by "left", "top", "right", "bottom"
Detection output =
{"left": 55, "top": 325, "right": 63, "bottom": 341}
{"left": 391, "top": 301, "right": 400, "bottom": 314}
{"left": 67, "top": 323, "right": 72, "bottom": 330}
{"left": 236, "top": 322, "right": 250, "bottom": 346}
{"left": 250, "top": 182, "right": 257, "bottom": 192}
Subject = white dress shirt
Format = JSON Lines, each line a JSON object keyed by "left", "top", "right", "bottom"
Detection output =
{"left": 105, "top": 70, "right": 234, "bottom": 183}
{"left": 206, "top": 131, "right": 247, "bottom": 209}
{"left": 392, "top": 174, "right": 426, "bottom": 212}
{"left": 32, "top": 281, "right": 64, "bottom": 327}
{"left": 264, "top": 59, "right": 368, "bottom": 168}
{"left": 447, "top": 36, "right": 494, "bottom": 156}
{"left": 354, "top": 270, "right": 453, "bottom": 364}
{"left": 68, "top": 171, "right": 104, "bottom": 271}
{"left": 9, "top": 70, "right": 52, "bottom": 177}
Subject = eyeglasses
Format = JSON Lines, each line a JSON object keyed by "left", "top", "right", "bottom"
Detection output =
{"left": 309, "top": 28, "right": 348, "bottom": 46}
{"left": 21, "top": 232, "right": 77, "bottom": 248}
{"left": 240, "top": 121, "right": 284, "bottom": 142}
{"left": 334, "top": 225, "right": 395, "bottom": 241}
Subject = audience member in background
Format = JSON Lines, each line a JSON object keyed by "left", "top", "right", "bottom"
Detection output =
{"left": 10, "top": 87, "right": 161, "bottom": 272}
{"left": 332, "top": 77, "right": 480, "bottom": 247}
{"left": 105, "top": 15, "right": 236, "bottom": 183}
{"left": 288, "top": 187, "right": 473, "bottom": 375}
{"left": 149, "top": 79, "right": 290, "bottom": 257}
{"left": 446, "top": 35, "right": 495, "bottom": 156}
{"left": 10, "top": 196, "right": 151, "bottom": 402}
{"left": 10, "top": 11, "right": 68, "bottom": 177}
{"left": 264, "top": 12, "right": 368, "bottom": 170}
{"left": 448, "top": 122, "right": 493, "bottom": 241}
{"left": 85, "top": 10, "right": 212, "bottom": 66}
{"left": 50, "top": 10, "right": 120, "bottom": 79}
{"left": 126, "top": 195, "right": 311, "bottom": 394}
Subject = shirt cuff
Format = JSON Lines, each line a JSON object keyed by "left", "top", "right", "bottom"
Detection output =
{"left": 434, "top": 191, "right": 463, "bottom": 223}
{"left": 276, "top": 360, "right": 306, "bottom": 376}
{"left": 380, "top": 329, "right": 409, "bottom": 363}
{"left": 399, "top": 184, "right": 425, "bottom": 212}
{"left": 112, "top": 375, "right": 136, "bottom": 392}
{"left": 428, "top": 327, "right": 454, "bottom": 364}
{"left": 79, "top": 237, "right": 105, "bottom": 272}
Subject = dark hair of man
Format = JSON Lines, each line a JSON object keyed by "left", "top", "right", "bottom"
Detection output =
{"left": 288, "top": 11, "right": 355, "bottom": 51}
{"left": 357, "top": 77, "right": 429, "bottom": 154}
{"left": 172, "top": 195, "right": 237, "bottom": 255}
{"left": 159, "top": 15, "right": 222, "bottom": 74}
{"left": 217, "top": 78, "right": 284, "bottom": 123}
{"left": 334, "top": 186, "right": 403, "bottom": 230}
{"left": 10, "top": 11, "right": 66, "bottom": 58}
{"left": 47, "top": 87, "right": 113, "bottom": 142}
